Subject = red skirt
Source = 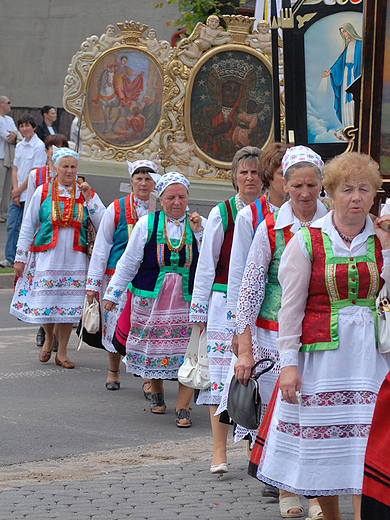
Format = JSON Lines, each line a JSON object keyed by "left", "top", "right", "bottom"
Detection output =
{"left": 361, "top": 370, "right": 390, "bottom": 519}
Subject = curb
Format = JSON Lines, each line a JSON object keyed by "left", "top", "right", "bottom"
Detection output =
{"left": 0, "top": 273, "right": 15, "bottom": 289}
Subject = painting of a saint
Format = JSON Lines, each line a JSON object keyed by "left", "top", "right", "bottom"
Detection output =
{"left": 189, "top": 50, "right": 273, "bottom": 163}
{"left": 305, "top": 12, "right": 363, "bottom": 143}
{"left": 321, "top": 23, "right": 362, "bottom": 129}
{"left": 86, "top": 49, "right": 163, "bottom": 148}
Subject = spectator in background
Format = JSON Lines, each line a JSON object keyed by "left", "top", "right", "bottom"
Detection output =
{"left": 0, "top": 95, "right": 17, "bottom": 222}
{"left": 36, "top": 105, "right": 58, "bottom": 143}
{"left": 0, "top": 115, "right": 46, "bottom": 268}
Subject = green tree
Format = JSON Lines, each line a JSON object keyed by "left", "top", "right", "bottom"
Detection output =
{"left": 153, "top": 0, "right": 242, "bottom": 34}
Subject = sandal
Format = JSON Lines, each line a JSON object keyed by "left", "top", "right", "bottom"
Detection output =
{"left": 175, "top": 408, "right": 192, "bottom": 428}
{"left": 279, "top": 496, "right": 304, "bottom": 518}
{"left": 142, "top": 380, "right": 152, "bottom": 400}
{"left": 306, "top": 505, "right": 323, "bottom": 520}
{"left": 150, "top": 393, "right": 166, "bottom": 413}
{"left": 105, "top": 370, "right": 120, "bottom": 391}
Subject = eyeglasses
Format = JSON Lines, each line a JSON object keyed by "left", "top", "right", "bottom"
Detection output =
{"left": 1, "top": 101, "right": 11, "bottom": 104}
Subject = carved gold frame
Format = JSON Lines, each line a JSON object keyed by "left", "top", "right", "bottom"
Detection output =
{"left": 160, "top": 43, "right": 274, "bottom": 182}
{"left": 184, "top": 45, "right": 273, "bottom": 170}
{"left": 83, "top": 45, "right": 164, "bottom": 156}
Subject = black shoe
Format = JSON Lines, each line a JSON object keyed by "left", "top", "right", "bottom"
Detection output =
{"left": 36, "top": 327, "right": 45, "bottom": 348}
{"left": 262, "top": 484, "right": 279, "bottom": 498}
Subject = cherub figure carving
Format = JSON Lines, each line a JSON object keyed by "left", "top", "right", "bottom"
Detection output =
{"left": 98, "top": 24, "right": 122, "bottom": 52}
{"left": 246, "top": 20, "right": 283, "bottom": 64}
{"left": 170, "top": 130, "right": 199, "bottom": 177}
{"left": 177, "top": 15, "right": 232, "bottom": 63}
{"left": 139, "top": 29, "right": 161, "bottom": 57}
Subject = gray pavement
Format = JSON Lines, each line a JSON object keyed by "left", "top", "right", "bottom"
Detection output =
{"left": 0, "top": 286, "right": 357, "bottom": 519}
{"left": 0, "top": 228, "right": 358, "bottom": 520}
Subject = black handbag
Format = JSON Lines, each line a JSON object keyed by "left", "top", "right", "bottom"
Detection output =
{"left": 227, "top": 358, "right": 274, "bottom": 430}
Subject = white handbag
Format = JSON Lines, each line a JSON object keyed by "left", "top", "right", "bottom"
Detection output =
{"left": 178, "top": 324, "right": 211, "bottom": 390}
{"left": 376, "top": 283, "right": 390, "bottom": 354}
{"left": 76, "top": 296, "right": 100, "bottom": 350}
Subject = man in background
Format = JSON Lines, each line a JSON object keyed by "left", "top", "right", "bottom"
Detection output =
{"left": 0, "top": 115, "right": 46, "bottom": 268}
{"left": 0, "top": 96, "right": 17, "bottom": 222}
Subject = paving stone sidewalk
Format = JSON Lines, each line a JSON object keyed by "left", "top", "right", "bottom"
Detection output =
{"left": 0, "top": 457, "right": 356, "bottom": 520}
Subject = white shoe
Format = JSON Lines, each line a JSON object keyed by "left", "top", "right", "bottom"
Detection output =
{"left": 210, "top": 463, "right": 228, "bottom": 475}
{"left": 0, "top": 259, "right": 13, "bottom": 268}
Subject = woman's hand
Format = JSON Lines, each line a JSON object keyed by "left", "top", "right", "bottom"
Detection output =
{"left": 374, "top": 216, "right": 390, "bottom": 250}
{"left": 86, "top": 290, "right": 99, "bottom": 304}
{"left": 197, "top": 322, "right": 206, "bottom": 331}
{"left": 234, "top": 350, "right": 255, "bottom": 386}
{"left": 279, "top": 366, "right": 301, "bottom": 404}
{"left": 14, "top": 262, "right": 25, "bottom": 278}
{"left": 103, "top": 299, "right": 116, "bottom": 311}
{"left": 79, "top": 181, "right": 92, "bottom": 203}
{"left": 188, "top": 212, "right": 202, "bottom": 233}
{"left": 322, "top": 69, "right": 331, "bottom": 78}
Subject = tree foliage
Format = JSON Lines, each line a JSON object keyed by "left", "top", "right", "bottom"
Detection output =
{"left": 153, "top": 0, "right": 242, "bottom": 34}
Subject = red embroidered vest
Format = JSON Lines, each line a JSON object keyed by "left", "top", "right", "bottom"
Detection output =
{"left": 300, "top": 227, "right": 383, "bottom": 351}
{"left": 213, "top": 197, "right": 238, "bottom": 292}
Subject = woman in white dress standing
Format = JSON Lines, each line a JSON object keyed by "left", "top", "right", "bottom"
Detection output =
{"left": 85, "top": 160, "right": 160, "bottom": 392}
{"left": 103, "top": 173, "right": 206, "bottom": 427}
{"left": 189, "top": 146, "right": 264, "bottom": 474}
{"left": 11, "top": 147, "right": 105, "bottom": 368}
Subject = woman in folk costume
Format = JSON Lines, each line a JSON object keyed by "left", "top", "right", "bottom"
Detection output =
{"left": 23, "top": 134, "right": 69, "bottom": 352}
{"left": 85, "top": 160, "right": 160, "bottom": 393}
{"left": 103, "top": 173, "right": 206, "bottom": 427}
{"left": 189, "top": 146, "right": 264, "bottom": 475}
{"left": 235, "top": 146, "right": 328, "bottom": 519}
{"left": 217, "top": 143, "right": 290, "bottom": 425}
{"left": 10, "top": 147, "right": 105, "bottom": 369}
{"left": 246, "top": 152, "right": 390, "bottom": 520}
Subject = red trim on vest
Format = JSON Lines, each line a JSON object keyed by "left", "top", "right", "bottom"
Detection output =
{"left": 214, "top": 199, "right": 235, "bottom": 286}
{"left": 265, "top": 212, "right": 276, "bottom": 259}
{"left": 124, "top": 194, "right": 134, "bottom": 230}
{"left": 255, "top": 317, "right": 279, "bottom": 330}
{"left": 114, "top": 199, "right": 121, "bottom": 229}
{"left": 250, "top": 203, "right": 258, "bottom": 232}
{"left": 105, "top": 268, "right": 116, "bottom": 275}
{"left": 35, "top": 165, "right": 47, "bottom": 188}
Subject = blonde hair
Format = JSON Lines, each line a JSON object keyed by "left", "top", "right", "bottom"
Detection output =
{"left": 323, "top": 152, "right": 382, "bottom": 197}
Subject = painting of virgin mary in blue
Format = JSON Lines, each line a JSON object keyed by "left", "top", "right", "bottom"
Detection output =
{"left": 305, "top": 12, "right": 363, "bottom": 143}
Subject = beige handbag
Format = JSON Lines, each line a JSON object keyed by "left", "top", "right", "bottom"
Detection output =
{"left": 376, "top": 283, "right": 390, "bottom": 354}
{"left": 76, "top": 296, "right": 100, "bottom": 350}
{"left": 178, "top": 324, "right": 211, "bottom": 390}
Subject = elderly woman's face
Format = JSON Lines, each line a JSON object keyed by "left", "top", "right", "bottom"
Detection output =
{"left": 160, "top": 183, "right": 188, "bottom": 219}
{"left": 56, "top": 156, "right": 78, "bottom": 187}
{"left": 332, "top": 178, "right": 375, "bottom": 225}
{"left": 131, "top": 172, "right": 155, "bottom": 201}
{"left": 284, "top": 166, "right": 321, "bottom": 216}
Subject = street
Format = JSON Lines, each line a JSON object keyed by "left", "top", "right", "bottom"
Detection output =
{"left": 0, "top": 284, "right": 356, "bottom": 518}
